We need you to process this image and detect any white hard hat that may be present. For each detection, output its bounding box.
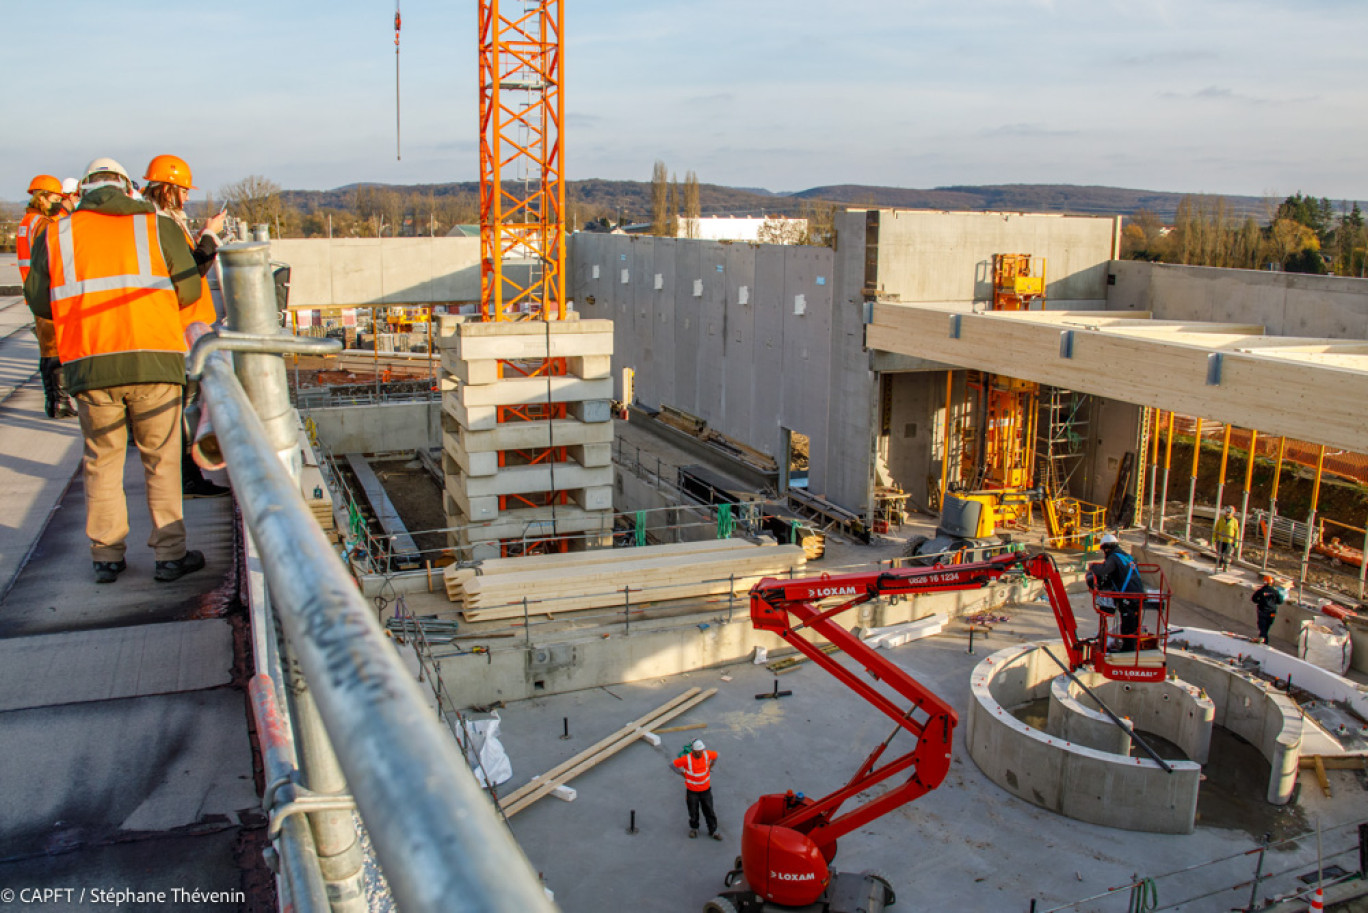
[691,739,706,752]
[82,157,130,182]
[60,177,79,195]
[1100,533,1119,546]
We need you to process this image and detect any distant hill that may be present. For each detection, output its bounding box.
[277,180,1277,224]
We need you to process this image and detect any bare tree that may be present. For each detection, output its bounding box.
[683,170,701,239]
[667,173,680,237]
[221,175,284,228]
[651,160,668,235]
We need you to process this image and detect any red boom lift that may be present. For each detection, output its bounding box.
[705,550,1170,913]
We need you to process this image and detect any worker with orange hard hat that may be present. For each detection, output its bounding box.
[18,174,75,418]
[1251,574,1286,644]
[142,154,231,501]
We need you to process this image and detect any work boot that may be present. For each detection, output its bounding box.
[93,559,127,584]
[39,357,59,418]
[155,549,205,582]
[184,479,231,499]
[710,833,723,841]
[689,829,698,839]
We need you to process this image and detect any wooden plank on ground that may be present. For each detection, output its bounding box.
[500,688,716,817]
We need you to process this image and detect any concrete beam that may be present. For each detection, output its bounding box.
[456,375,615,409]
[442,351,613,385]
[867,302,1368,453]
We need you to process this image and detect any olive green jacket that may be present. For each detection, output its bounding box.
[24,187,200,393]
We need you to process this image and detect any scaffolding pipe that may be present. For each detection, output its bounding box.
[1262,437,1287,572]
[1157,411,1175,536]
[1184,417,1203,541]
[200,355,555,913]
[1213,424,1232,541]
[938,370,954,510]
[219,243,366,911]
[248,676,331,913]
[1299,445,1327,587]
[1238,429,1258,563]
[1147,409,1162,532]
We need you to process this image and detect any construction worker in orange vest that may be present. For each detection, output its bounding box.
[142,154,231,500]
[23,157,207,585]
[18,174,76,418]
[671,739,723,840]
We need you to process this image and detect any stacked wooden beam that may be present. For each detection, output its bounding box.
[499,687,715,818]
[437,316,616,560]
[442,539,805,621]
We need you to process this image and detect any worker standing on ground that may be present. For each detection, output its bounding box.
[1086,533,1146,652]
[23,157,207,585]
[142,154,230,500]
[1213,505,1239,572]
[671,739,722,840]
[17,174,76,419]
[1251,574,1286,644]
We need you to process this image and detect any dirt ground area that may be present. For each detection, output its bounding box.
[368,458,448,558]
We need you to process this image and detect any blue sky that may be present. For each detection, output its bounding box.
[5,0,1366,202]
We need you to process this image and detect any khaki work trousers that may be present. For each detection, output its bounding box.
[76,383,186,563]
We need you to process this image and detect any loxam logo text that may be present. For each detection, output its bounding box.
[770,871,817,882]
[807,585,858,598]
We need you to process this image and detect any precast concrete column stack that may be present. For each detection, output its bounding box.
[438,316,616,559]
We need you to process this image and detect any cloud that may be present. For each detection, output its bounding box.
[1159,85,1274,104]
[1117,49,1220,67]
[684,93,736,106]
[980,123,1080,138]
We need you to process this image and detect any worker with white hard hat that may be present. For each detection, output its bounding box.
[670,738,722,840]
[1086,532,1146,652]
[23,155,208,584]
[57,178,80,215]
[1213,505,1239,572]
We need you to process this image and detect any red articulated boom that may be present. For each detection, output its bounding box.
[706,550,1170,913]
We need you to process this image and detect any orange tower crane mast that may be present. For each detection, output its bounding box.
[478,0,566,322]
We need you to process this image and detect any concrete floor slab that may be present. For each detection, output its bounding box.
[0,457,235,637]
[0,689,258,860]
[0,619,233,712]
[488,586,1366,913]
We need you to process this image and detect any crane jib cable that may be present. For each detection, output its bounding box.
[394,3,402,160]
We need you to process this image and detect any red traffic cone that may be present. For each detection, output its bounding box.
[1309,886,1324,912]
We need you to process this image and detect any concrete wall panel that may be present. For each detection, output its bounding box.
[672,240,699,415]
[872,210,1115,305]
[1108,260,1368,340]
[722,243,757,445]
[271,238,482,306]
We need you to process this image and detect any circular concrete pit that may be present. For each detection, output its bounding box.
[965,640,1303,835]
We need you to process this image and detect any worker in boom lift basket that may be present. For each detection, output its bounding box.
[1086,533,1147,652]
[671,740,722,841]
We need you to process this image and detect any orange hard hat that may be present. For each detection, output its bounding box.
[143,154,195,189]
[28,174,61,195]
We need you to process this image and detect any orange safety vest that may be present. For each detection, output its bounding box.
[46,211,185,366]
[674,750,717,792]
[16,210,51,281]
[170,220,215,330]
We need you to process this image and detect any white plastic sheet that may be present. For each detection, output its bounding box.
[1298,619,1352,675]
[461,712,513,787]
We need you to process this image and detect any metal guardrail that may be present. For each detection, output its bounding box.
[199,242,557,913]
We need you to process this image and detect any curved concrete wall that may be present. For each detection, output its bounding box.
[967,642,1305,834]
[1164,652,1302,805]
[1047,672,1214,764]
[966,641,1202,835]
